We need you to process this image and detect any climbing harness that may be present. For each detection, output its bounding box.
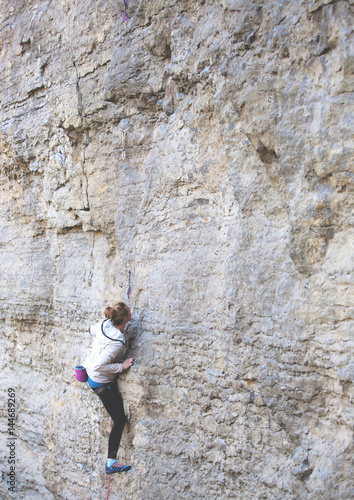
[127,270,131,299]
[121,129,126,159]
[123,0,128,21]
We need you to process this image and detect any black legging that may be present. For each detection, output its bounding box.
[92,381,127,459]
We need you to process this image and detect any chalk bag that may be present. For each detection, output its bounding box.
[75,365,88,382]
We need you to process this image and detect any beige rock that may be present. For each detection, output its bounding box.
[0,0,353,499]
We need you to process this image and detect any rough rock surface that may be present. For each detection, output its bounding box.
[0,0,353,499]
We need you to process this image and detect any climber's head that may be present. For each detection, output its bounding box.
[104,302,131,329]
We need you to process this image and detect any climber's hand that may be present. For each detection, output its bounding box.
[122,358,134,371]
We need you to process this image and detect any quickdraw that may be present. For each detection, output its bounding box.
[123,0,128,21]
[127,270,131,299]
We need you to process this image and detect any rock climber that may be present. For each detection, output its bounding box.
[83,302,134,475]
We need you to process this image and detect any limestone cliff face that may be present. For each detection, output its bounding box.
[0,0,353,498]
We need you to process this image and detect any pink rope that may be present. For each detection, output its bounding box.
[106,419,113,500]
[106,473,111,500]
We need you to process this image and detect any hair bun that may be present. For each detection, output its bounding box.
[103,302,128,326]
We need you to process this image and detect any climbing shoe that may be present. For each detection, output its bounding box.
[106,462,131,474]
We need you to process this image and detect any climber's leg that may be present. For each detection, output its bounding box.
[96,381,127,459]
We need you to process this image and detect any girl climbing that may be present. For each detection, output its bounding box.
[84,302,134,474]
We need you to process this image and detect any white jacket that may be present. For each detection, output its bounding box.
[83,319,127,383]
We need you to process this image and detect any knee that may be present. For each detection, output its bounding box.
[113,413,127,429]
